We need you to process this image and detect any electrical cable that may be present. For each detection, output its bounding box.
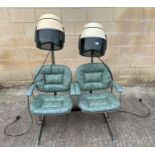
[4,51,50,137]
[116,98,150,118]
[4,103,33,137]
[96,55,151,118]
[96,55,113,80]
[32,51,50,84]
[3,51,151,137]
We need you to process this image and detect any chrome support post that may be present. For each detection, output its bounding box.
[103,113,116,143]
[51,50,55,65]
[37,115,45,146]
[120,92,122,104]
[27,96,30,108]
[91,51,94,63]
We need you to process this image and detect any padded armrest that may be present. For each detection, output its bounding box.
[70,82,81,96]
[111,81,123,93]
[26,84,36,96]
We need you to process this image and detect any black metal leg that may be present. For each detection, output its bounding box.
[37,116,45,146]
[103,113,116,143]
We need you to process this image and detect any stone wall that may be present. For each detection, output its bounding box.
[0,8,155,87]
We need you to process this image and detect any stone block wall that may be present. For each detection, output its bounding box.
[0,8,155,86]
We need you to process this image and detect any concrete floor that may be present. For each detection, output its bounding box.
[0,86,155,147]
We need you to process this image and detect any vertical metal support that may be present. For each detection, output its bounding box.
[103,113,116,142]
[51,49,55,65]
[120,92,122,104]
[37,115,45,146]
[91,56,93,63]
[50,43,55,65]
[110,82,113,93]
[27,96,32,115]
[27,96,30,109]
[91,51,94,63]
[32,93,35,99]
[90,51,94,93]
[51,45,56,96]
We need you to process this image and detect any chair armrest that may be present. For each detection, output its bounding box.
[26,84,36,96]
[111,81,123,93]
[70,82,81,96]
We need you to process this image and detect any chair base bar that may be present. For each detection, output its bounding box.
[103,113,116,143]
[37,116,45,146]
[35,107,80,146]
[35,112,117,146]
[71,107,81,112]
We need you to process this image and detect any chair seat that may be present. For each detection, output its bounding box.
[79,92,120,113]
[30,95,72,115]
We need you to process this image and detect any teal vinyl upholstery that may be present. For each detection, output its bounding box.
[30,94,72,115]
[26,84,36,96]
[111,81,123,93]
[35,65,72,92]
[76,63,123,113]
[70,82,81,96]
[76,63,112,91]
[79,93,120,113]
[27,64,73,115]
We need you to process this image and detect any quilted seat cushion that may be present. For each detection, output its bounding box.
[30,95,72,115]
[84,72,102,83]
[35,65,72,92]
[79,92,120,113]
[76,63,112,91]
[44,74,63,84]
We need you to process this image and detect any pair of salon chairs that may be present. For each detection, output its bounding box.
[26,62,123,145]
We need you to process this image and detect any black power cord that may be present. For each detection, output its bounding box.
[31,51,50,85]
[96,55,114,80]
[4,51,50,137]
[96,56,151,118]
[117,98,150,118]
[4,105,33,137]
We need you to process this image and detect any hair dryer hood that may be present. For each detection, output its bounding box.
[79,23,107,57]
[35,14,65,51]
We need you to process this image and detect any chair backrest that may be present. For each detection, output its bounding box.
[35,64,72,92]
[76,63,112,91]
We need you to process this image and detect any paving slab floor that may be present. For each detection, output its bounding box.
[0,86,155,147]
